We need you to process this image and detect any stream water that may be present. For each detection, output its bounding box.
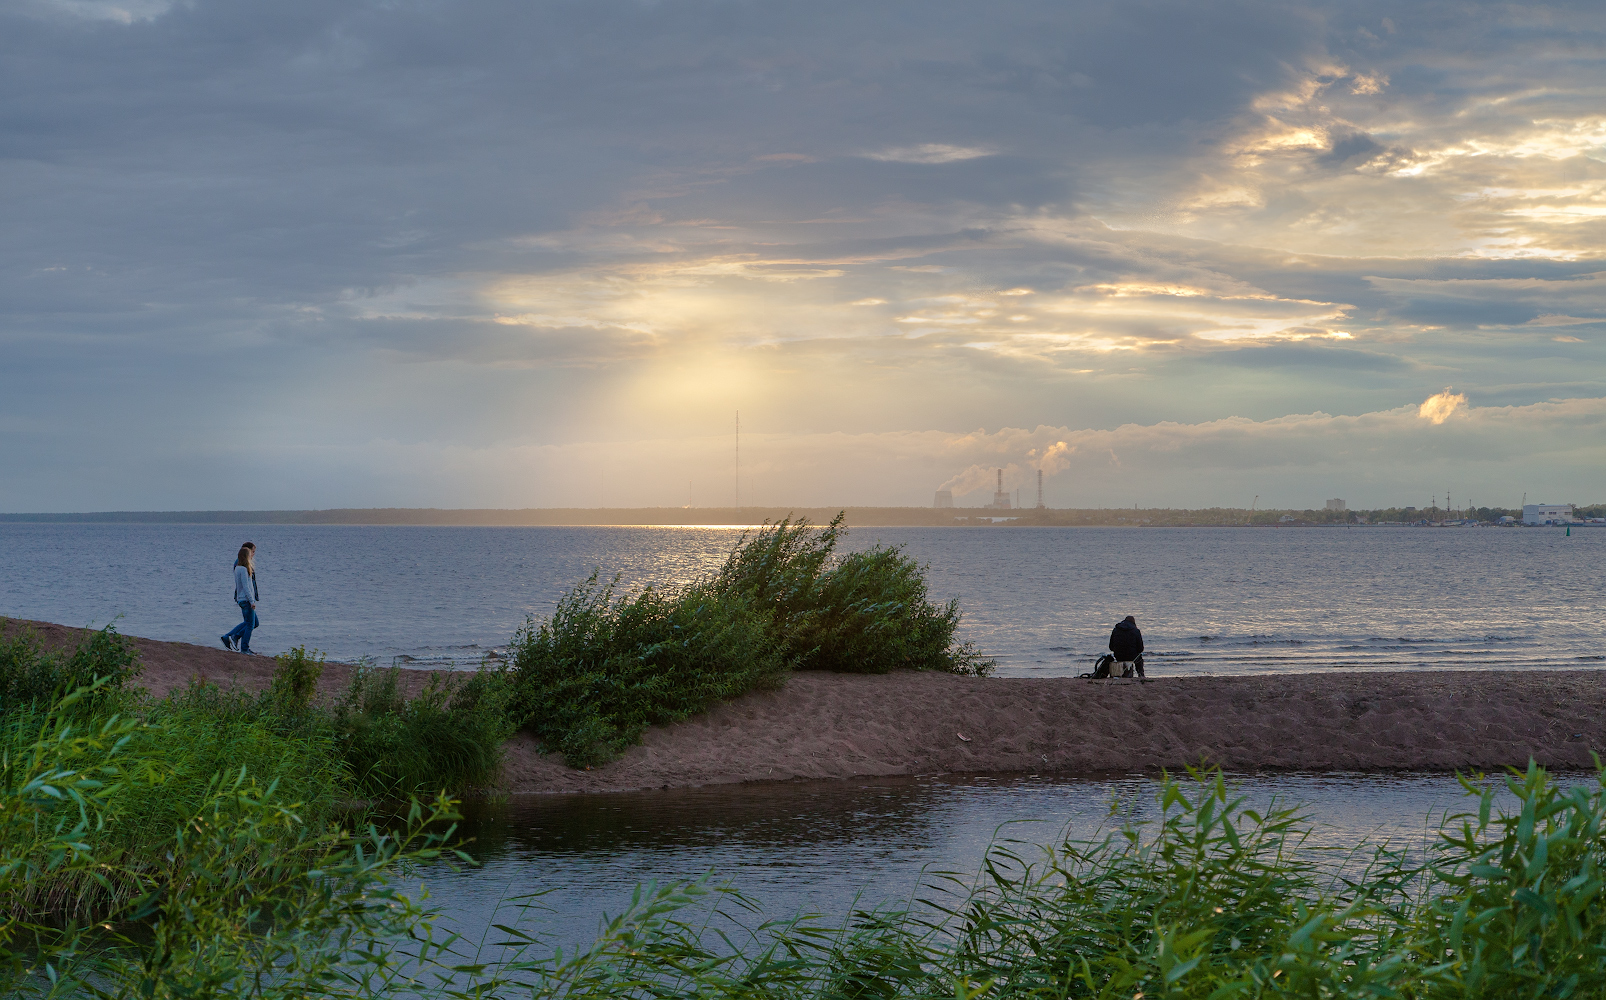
[419,769,1548,949]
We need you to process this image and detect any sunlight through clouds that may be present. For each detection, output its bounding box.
[3,0,1605,509]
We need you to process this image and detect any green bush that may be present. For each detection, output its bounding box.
[791,545,992,674]
[269,644,324,715]
[333,659,516,798]
[0,622,141,714]
[1,689,469,1000]
[511,574,787,767]
[2,677,350,919]
[712,514,994,675]
[711,511,847,628]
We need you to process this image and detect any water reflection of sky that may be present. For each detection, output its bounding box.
[413,770,1559,954]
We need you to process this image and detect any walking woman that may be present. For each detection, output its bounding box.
[221,541,260,654]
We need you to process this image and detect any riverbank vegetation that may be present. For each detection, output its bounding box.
[511,514,994,766]
[0,623,512,919]
[12,748,1606,999]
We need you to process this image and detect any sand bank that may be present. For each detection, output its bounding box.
[8,617,1604,794]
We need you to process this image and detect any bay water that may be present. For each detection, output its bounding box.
[1,522,1600,675]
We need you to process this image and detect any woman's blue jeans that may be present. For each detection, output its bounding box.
[225,601,257,651]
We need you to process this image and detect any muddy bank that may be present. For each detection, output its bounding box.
[8,617,1604,793]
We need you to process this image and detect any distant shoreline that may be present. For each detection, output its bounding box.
[9,617,1604,796]
[1,507,1583,528]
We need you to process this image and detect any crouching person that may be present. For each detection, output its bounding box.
[1108,615,1145,678]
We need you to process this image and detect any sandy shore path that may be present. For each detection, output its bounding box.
[8,617,1604,794]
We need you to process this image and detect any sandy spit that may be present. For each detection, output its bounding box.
[8,617,1605,794]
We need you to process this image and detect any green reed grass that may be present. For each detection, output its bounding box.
[2,689,473,1000]
[1,626,514,925]
[334,658,516,798]
[0,621,141,714]
[512,514,993,766]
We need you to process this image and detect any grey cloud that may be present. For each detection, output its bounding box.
[5,0,1606,508]
[1319,131,1385,167]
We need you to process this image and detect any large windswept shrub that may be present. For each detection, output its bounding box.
[510,575,786,767]
[512,515,991,767]
[712,514,994,675]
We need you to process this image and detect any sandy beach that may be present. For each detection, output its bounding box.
[8,616,1604,794]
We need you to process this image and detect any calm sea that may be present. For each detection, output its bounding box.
[0,523,1600,676]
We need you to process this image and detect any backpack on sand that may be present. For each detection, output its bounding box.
[1081,653,1117,679]
[1081,653,1141,680]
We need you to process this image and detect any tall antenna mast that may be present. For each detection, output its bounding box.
[735,410,740,510]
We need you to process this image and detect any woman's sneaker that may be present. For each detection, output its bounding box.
[221,635,236,651]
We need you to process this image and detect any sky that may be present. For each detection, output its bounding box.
[3,0,1605,511]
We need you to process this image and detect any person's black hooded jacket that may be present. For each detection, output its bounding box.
[1108,616,1144,661]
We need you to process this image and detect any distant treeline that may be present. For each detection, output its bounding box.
[3,503,1602,527]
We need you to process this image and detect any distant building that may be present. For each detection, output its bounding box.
[1280,514,1295,522]
[933,490,953,508]
[1523,503,1574,525]
[988,468,1011,509]
[1325,498,1346,511]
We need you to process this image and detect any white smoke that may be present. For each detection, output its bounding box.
[1036,440,1075,474]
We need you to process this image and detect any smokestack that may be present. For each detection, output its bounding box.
[1036,469,1044,509]
[996,468,1003,492]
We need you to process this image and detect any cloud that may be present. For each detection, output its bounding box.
[864,144,999,164]
[1418,388,1467,425]
[4,0,1606,510]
